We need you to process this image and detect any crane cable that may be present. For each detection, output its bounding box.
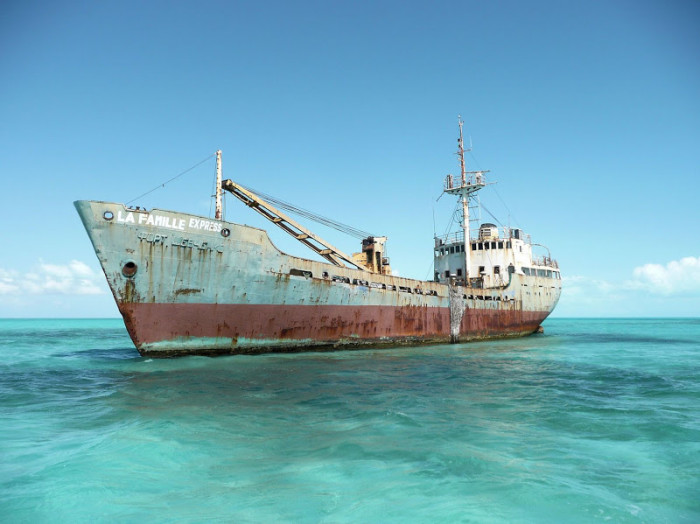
[238,183,375,239]
[125,152,376,240]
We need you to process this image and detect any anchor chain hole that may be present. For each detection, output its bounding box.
[122,261,138,277]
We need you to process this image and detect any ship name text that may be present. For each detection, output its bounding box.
[117,211,222,233]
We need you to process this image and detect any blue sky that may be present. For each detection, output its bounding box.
[1,0,698,318]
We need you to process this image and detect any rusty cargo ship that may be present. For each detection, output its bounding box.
[75,121,561,356]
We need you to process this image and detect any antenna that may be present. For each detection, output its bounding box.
[458,116,467,186]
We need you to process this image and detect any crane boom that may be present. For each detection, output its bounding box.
[221,179,366,271]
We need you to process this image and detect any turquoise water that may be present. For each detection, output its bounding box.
[1,319,698,523]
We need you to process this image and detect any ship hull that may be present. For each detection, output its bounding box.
[75,200,561,357]
[120,303,549,356]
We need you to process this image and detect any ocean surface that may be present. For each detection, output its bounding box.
[1,318,698,523]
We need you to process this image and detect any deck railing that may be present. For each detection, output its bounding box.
[533,255,559,269]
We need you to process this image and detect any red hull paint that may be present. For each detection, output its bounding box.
[120,302,549,356]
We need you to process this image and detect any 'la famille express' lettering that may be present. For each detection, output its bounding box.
[117,211,222,233]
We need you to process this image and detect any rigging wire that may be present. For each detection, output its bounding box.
[465,146,516,227]
[126,153,216,205]
[435,199,460,241]
[467,150,482,171]
[466,146,520,229]
[239,183,375,239]
[424,257,436,281]
[480,202,505,228]
[492,185,519,227]
[123,151,372,240]
[208,169,215,219]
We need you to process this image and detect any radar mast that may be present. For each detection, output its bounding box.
[443,117,489,284]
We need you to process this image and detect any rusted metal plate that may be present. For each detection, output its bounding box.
[118,302,549,356]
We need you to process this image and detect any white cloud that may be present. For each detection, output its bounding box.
[0,268,21,294]
[0,260,106,296]
[563,256,700,298]
[556,255,700,316]
[563,275,614,295]
[626,256,700,295]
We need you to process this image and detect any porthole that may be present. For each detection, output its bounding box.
[122,261,138,278]
[221,228,231,237]
[103,211,114,221]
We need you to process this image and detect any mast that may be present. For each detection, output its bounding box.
[443,117,488,285]
[215,150,223,220]
[458,119,467,186]
[458,119,470,282]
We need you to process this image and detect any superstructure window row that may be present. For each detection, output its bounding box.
[435,240,513,257]
[472,241,511,251]
[521,267,561,279]
[435,244,466,256]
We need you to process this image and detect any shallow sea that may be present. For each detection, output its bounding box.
[1,318,698,523]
